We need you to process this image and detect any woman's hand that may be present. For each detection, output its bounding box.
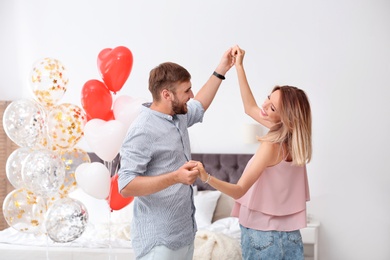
[232,45,245,67]
[189,161,209,182]
[214,47,235,76]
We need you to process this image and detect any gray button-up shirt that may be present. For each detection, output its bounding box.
[118,100,204,258]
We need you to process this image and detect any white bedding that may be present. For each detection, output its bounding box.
[194,230,241,260]
[0,189,242,260]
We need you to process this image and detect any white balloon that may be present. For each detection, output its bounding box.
[75,162,110,200]
[113,95,145,130]
[83,119,127,162]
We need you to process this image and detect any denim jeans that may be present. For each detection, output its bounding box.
[240,225,304,260]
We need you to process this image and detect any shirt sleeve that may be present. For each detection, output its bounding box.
[186,99,205,127]
[117,126,152,192]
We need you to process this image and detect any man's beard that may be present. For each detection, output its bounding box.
[172,99,188,115]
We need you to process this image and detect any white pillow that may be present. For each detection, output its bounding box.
[194,190,221,229]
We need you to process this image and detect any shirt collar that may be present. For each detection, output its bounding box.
[142,102,174,121]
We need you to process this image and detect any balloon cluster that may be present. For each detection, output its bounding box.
[2,47,139,243]
[2,57,89,243]
[79,46,141,211]
[81,46,144,162]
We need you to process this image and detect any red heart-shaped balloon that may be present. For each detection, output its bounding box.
[108,174,134,211]
[81,79,113,121]
[97,46,133,94]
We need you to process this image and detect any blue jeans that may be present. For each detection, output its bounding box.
[240,225,304,260]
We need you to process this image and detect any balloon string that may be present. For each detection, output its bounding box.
[109,207,113,254]
[45,232,50,260]
[44,198,50,260]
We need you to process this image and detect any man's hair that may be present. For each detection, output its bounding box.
[148,62,191,101]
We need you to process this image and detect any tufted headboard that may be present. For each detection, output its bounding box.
[192,153,253,191]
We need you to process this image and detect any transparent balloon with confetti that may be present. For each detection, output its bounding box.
[46,103,87,151]
[29,57,69,108]
[2,188,47,234]
[21,148,65,198]
[2,99,46,148]
[5,147,33,189]
[45,197,88,243]
[57,147,91,198]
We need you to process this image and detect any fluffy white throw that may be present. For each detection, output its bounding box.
[194,230,242,260]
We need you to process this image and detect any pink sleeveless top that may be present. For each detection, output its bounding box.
[231,157,310,231]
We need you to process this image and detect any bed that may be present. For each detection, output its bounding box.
[0,153,252,260]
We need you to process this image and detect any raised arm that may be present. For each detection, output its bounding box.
[233,45,273,129]
[194,47,234,111]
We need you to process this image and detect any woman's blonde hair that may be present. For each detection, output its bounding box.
[260,85,312,166]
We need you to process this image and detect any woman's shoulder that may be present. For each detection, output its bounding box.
[257,141,285,166]
[258,140,281,152]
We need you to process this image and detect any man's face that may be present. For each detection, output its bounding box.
[170,81,194,115]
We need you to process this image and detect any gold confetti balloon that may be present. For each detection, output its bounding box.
[2,188,47,234]
[46,103,87,150]
[58,147,91,198]
[30,57,69,108]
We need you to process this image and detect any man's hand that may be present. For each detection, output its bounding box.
[189,160,209,183]
[174,161,200,185]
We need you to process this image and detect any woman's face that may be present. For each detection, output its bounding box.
[260,89,282,125]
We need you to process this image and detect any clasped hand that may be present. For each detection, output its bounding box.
[176,161,208,185]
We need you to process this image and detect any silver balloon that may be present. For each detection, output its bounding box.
[45,197,88,243]
[2,99,45,147]
[22,148,65,198]
[6,147,32,189]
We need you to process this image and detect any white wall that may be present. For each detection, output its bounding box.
[1,0,390,259]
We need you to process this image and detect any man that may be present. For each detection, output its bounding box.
[118,47,234,260]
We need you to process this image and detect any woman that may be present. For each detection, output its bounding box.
[196,45,312,260]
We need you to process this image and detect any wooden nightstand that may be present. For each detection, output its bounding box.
[301,221,320,260]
